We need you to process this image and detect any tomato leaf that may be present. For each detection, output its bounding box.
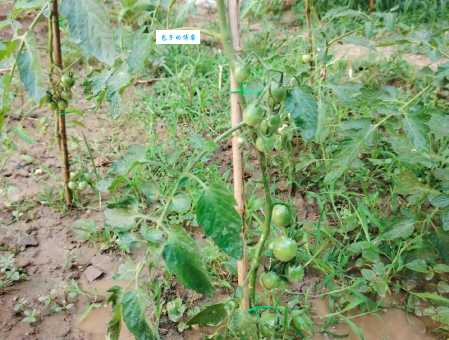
[380,218,415,241]
[403,113,428,151]
[428,113,449,141]
[16,34,45,102]
[104,204,139,232]
[187,303,227,326]
[107,304,122,340]
[122,291,156,340]
[405,259,428,273]
[196,184,243,259]
[285,87,318,141]
[162,228,214,296]
[60,0,117,65]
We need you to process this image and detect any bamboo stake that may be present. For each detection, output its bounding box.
[51,0,72,207]
[217,0,250,310]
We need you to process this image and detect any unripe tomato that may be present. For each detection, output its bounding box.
[61,74,75,88]
[170,193,191,214]
[272,236,297,262]
[259,311,278,337]
[301,54,312,63]
[291,310,314,336]
[78,181,88,191]
[234,62,249,83]
[243,103,264,127]
[255,136,274,153]
[287,265,304,283]
[68,181,77,190]
[229,311,258,340]
[260,271,280,290]
[50,101,58,111]
[272,204,291,227]
[270,83,287,104]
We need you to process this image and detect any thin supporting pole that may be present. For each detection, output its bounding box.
[51,0,72,207]
[228,0,249,310]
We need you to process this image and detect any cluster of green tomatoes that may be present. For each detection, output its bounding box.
[67,170,94,192]
[235,60,293,155]
[45,72,75,112]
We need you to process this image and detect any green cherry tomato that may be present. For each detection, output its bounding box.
[170,193,191,214]
[272,204,291,227]
[272,236,297,262]
[61,74,75,88]
[68,181,77,190]
[287,265,304,283]
[270,83,287,104]
[50,101,58,111]
[259,311,278,337]
[243,103,264,127]
[229,311,258,340]
[301,54,312,63]
[291,310,314,336]
[234,62,249,83]
[260,271,280,290]
[78,181,88,191]
[255,135,274,153]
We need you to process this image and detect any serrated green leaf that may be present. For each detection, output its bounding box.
[403,113,428,151]
[162,228,214,295]
[128,33,151,74]
[104,205,139,231]
[361,269,376,281]
[196,184,243,259]
[428,114,449,140]
[122,291,156,340]
[380,218,415,241]
[405,259,428,273]
[285,87,318,141]
[429,194,449,208]
[434,263,449,273]
[112,144,146,175]
[60,0,117,65]
[16,34,45,102]
[140,226,164,244]
[187,303,227,326]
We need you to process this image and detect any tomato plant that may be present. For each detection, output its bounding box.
[2,0,449,339]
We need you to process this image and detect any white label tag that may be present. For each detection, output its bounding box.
[156,30,201,45]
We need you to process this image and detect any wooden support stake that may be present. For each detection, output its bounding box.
[52,0,72,207]
[228,0,249,310]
